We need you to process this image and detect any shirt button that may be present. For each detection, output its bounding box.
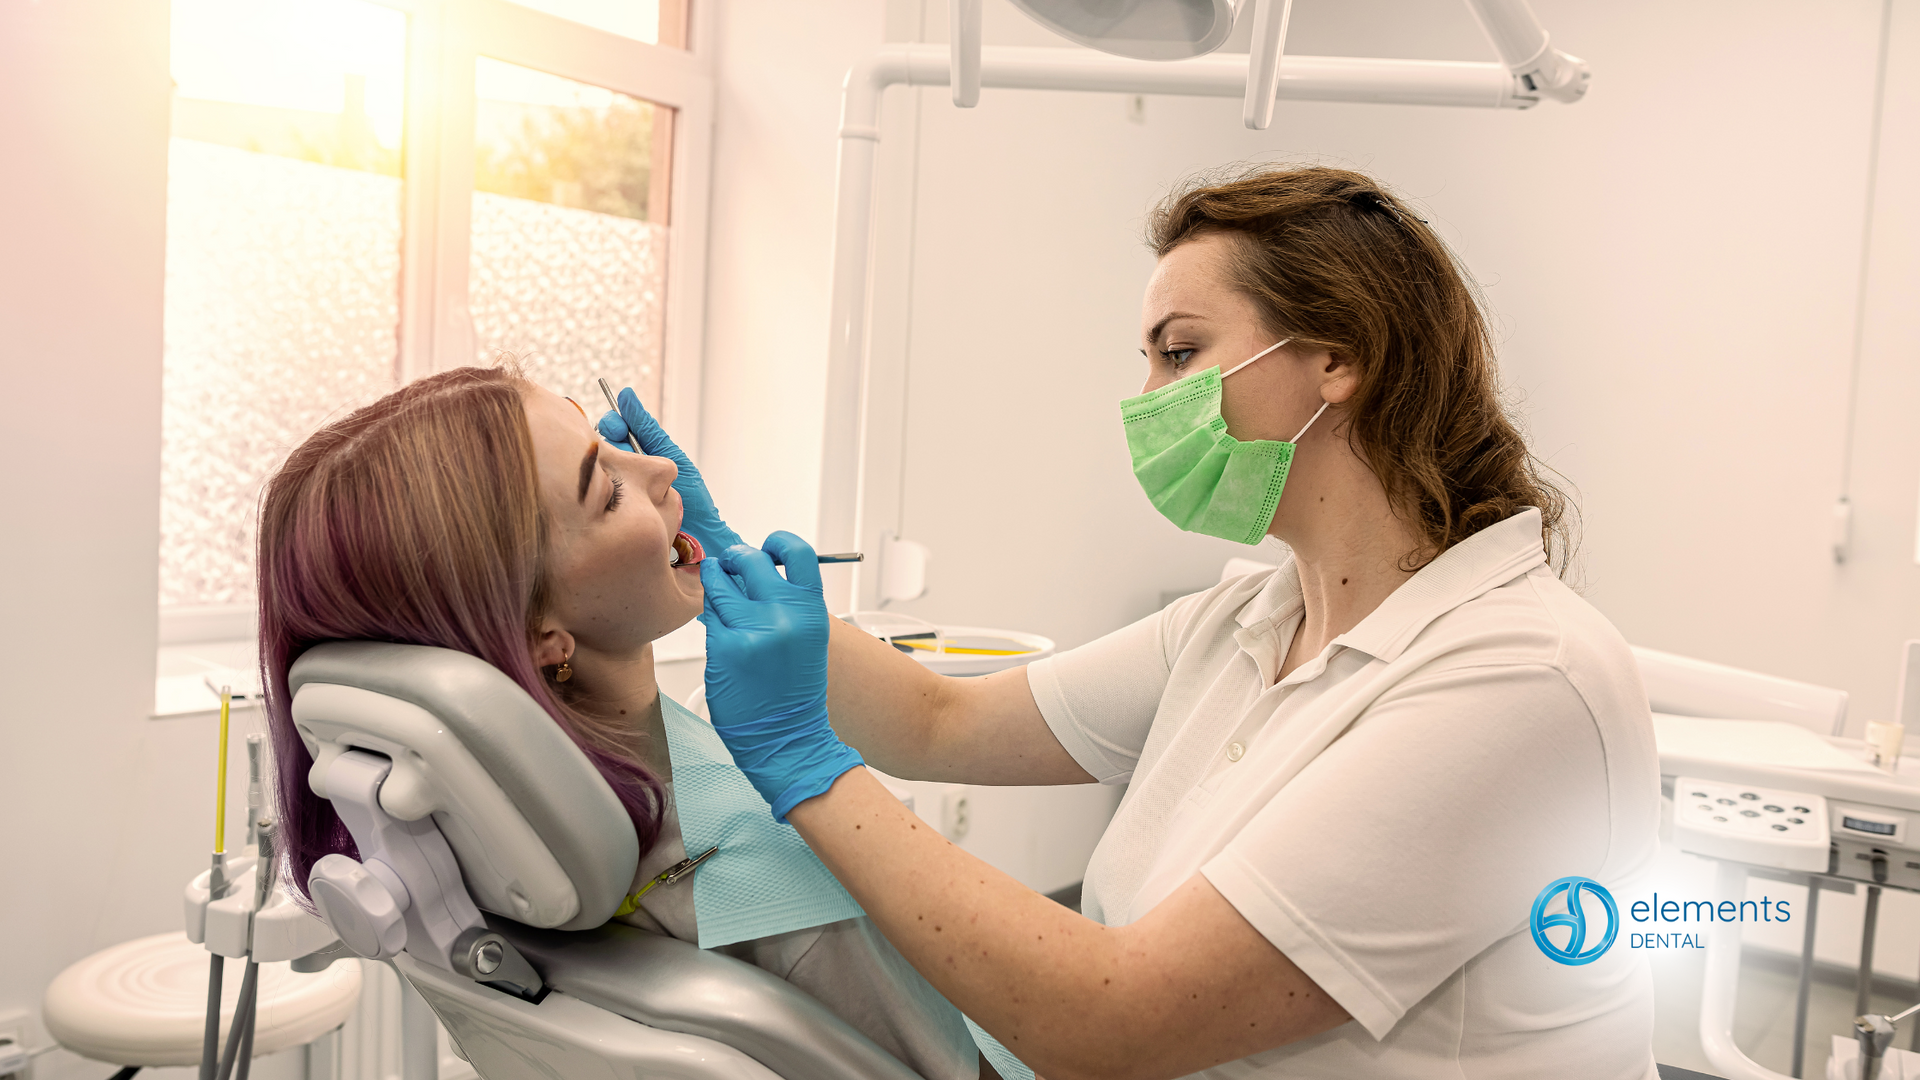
[1226,742,1246,762]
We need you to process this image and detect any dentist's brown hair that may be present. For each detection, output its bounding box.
[1149,164,1574,573]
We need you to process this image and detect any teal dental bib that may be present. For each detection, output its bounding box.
[662,695,1034,1078]
[660,694,865,949]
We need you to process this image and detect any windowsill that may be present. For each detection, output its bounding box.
[151,620,704,719]
[153,638,260,720]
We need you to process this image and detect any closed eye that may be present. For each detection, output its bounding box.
[605,474,626,512]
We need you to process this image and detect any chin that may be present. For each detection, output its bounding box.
[674,575,704,612]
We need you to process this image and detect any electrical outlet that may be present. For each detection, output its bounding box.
[0,1009,44,1080]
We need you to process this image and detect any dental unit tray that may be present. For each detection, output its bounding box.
[1658,714,1920,885]
[1637,645,1920,1080]
[842,613,1056,677]
[1670,774,1830,873]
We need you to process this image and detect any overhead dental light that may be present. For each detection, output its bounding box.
[946,0,1584,128]
[998,0,1293,127]
[1006,0,1241,61]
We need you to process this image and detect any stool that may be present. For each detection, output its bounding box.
[42,932,361,1075]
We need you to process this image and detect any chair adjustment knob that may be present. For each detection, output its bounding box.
[309,854,408,960]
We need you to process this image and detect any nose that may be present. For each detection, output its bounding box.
[637,453,678,503]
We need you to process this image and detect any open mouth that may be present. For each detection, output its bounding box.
[668,531,704,569]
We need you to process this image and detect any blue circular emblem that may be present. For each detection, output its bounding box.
[1529,876,1618,966]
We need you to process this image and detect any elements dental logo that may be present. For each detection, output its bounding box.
[1530,876,1619,966]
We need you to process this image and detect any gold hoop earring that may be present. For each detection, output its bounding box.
[555,655,574,683]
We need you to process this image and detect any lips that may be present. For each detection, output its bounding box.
[669,531,704,569]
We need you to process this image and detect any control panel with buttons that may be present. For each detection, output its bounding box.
[1674,776,1830,872]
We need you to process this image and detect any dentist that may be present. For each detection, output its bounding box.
[605,165,1661,1080]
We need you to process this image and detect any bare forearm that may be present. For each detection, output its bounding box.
[788,769,1346,1080]
[824,619,1091,785]
[823,617,955,776]
[789,768,1135,1078]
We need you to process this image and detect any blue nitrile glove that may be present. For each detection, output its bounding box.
[598,387,744,554]
[698,532,864,822]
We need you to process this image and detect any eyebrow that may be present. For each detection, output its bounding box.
[1146,311,1205,348]
[577,441,599,504]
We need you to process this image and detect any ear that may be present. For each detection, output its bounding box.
[1319,351,1361,405]
[530,623,575,671]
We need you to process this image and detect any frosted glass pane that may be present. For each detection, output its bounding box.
[470,193,668,414]
[160,139,401,609]
[162,0,405,613]
[471,58,669,412]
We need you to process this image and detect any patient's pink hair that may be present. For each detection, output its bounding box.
[257,366,663,901]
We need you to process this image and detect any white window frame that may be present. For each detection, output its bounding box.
[401,0,714,440]
[156,0,714,662]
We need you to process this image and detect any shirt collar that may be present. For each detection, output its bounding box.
[1230,559,1304,686]
[1229,508,1549,671]
[1335,508,1547,662]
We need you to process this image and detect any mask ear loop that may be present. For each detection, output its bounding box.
[1220,337,1292,380]
[1290,401,1331,443]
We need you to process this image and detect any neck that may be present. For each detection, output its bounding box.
[1271,455,1426,682]
[563,641,672,780]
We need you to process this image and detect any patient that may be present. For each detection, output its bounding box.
[258,365,981,1080]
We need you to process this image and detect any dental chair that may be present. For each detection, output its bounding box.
[288,641,926,1080]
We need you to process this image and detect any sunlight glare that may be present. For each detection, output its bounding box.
[503,0,662,45]
[170,0,407,150]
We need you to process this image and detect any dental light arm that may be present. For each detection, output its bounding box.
[1462,0,1589,103]
[1243,0,1295,129]
[952,0,983,107]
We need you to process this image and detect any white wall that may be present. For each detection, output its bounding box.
[705,0,1920,720]
[0,0,191,1063]
[697,0,888,549]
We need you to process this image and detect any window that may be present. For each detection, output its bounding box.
[161,0,409,615]
[157,0,711,698]
[470,57,672,411]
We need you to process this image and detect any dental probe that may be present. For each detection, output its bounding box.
[596,378,641,453]
[816,553,862,564]
[615,845,719,916]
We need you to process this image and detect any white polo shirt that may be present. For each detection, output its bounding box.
[1026,509,1661,1079]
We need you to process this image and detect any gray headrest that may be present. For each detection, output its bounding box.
[290,641,640,931]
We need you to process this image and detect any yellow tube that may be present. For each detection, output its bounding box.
[893,640,1033,657]
[215,686,232,854]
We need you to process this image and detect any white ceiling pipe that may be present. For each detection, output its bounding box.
[865,44,1528,106]
[816,42,1551,610]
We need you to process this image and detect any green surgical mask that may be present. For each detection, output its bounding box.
[1121,338,1329,545]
